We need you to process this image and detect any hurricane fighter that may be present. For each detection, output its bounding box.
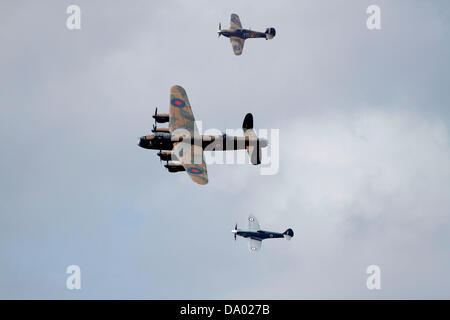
[217,13,276,55]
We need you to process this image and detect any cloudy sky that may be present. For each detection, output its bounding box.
[0,0,449,299]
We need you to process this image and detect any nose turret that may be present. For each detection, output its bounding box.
[138,135,152,149]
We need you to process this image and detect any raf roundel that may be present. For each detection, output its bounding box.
[188,167,203,175]
[249,217,254,222]
[171,98,185,108]
[233,45,241,51]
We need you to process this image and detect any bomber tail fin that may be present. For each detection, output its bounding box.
[265,27,276,40]
[242,113,262,165]
[283,228,294,240]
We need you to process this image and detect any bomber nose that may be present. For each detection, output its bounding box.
[138,136,147,147]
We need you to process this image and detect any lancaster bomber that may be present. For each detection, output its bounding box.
[217,13,276,55]
[232,215,294,252]
[138,85,268,185]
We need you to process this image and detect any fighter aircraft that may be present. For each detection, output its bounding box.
[232,215,294,252]
[217,13,276,55]
[138,85,268,185]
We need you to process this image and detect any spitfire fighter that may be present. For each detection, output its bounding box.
[232,215,294,252]
[138,85,268,185]
[217,13,276,55]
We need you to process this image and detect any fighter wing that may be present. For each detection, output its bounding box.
[169,85,198,136]
[172,142,208,185]
[248,215,260,231]
[230,13,242,30]
[248,238,262,252]
[230,37,245,56]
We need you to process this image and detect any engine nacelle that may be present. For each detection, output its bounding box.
[153,113,169,123]
[164,163,185,173]
[152,127,170,133]
[157,151,173,161]
[265,27,276,39]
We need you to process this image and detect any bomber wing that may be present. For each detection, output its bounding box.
[168,85,208,185]
[230,37,245,56]
[169,85,198,136]
[172,142,208,185]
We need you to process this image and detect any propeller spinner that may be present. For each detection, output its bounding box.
[232,223,237,241]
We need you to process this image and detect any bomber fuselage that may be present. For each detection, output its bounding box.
[138,132,267,151]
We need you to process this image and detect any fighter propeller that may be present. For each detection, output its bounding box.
[232,223,237,241]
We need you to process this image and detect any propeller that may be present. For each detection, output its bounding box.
[152,123,157,133]
[233,223,237,241]
[152,107,158,127]
[217,22,221,37]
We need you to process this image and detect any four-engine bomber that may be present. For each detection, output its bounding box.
[138,85,268,185]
